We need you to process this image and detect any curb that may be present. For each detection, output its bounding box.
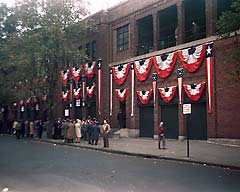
[32,138,240,171]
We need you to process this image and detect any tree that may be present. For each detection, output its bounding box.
[0,0,96,118]
[217,0,240,80]
[217,0,240,37]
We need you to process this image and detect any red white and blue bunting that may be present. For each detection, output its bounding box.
[71,67,81,82]
[60,69,70,85]
[178,44,206,72]
[83,61,97,79]
[62,91,70,102]
[112,63,130,85]
[153,52,177,78]
[130,63,135,116]
[183,82,205,101]
[177,68,184,104]
[115,88,128,102]
[152,73,157,106]
[109,68,113,116]
[86,84,96,98]
[82,76,86,106]
[206,42,213,113]
[97,60,102,114]
[158,86,177,103]
[137,89,153,105]
[134,58,152,81]
[73,88,81,99]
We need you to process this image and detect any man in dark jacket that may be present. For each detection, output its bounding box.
[87,120,93,144]
[91,120,100,145]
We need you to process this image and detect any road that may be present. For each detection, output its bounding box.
[0,135,239,192]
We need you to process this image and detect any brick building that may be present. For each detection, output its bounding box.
[60,0,240,139]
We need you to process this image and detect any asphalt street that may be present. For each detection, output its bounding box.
[0,135,240,192]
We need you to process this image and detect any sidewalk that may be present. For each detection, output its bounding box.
[34,136,240,170]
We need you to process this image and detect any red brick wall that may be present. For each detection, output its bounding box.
[214,36,240,138]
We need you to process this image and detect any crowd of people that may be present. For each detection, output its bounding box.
[11,117,111,148]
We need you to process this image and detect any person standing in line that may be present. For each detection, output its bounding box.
[81,119,87,141]
[25,120,29,138]
[61,120,68,142]
[29,121,34,138]
[87,120,93,144]
[91,119,100,145]
[20,120,25,138]
[75,119,82,143]
[13,120,21,139]
[102,119,110,148]
[38,120,44,139]
[67,120,75,143]
[158,121,166,149]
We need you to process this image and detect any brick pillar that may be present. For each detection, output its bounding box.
[177,0,185,45]
[130,16,138,57]
[153,12,160,51]
[206,0,217,37]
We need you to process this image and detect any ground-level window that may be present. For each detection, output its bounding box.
[117,24,129,51]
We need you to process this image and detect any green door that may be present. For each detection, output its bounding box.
[139,106,154,138]
[161,105,179,139]
[187,103,207,140]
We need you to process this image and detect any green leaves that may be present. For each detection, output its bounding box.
[217,0,240,37]
[0,0,94,106]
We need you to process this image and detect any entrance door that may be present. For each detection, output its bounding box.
[187,103,207,140]
[119,101,126,128]
[161,105,179,139]
[139,106,154,138]
[87,102,96,118]
[75,107,82,119]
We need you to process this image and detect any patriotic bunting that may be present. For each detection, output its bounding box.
[71,67,81,82]
[82,76,86,106]
[97,59,102,114]
[158,86,177,103]
[184,82,205,101]
[134,58,152,81]
[73,88,81,99]
[178,44,206,72]
[112,63,130,85]
[86,84,96,98]
[152,73,157,106]
[130,63,135,116]
[109,68,113,116]
[60,69,70,85]
[153,52,177,78]
[177,68,184,104]
[62,91,70,102]
[83,61,96,79]
[115,88,128,102]
[206,42,213,113]
[137,89,153,105]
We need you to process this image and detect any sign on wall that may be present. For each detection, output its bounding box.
[183,104,191,115]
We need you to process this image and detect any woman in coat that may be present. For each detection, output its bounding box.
[75,119,82,143]
[67,120,75,143]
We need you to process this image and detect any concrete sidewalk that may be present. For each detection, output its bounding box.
[33,136,240,170]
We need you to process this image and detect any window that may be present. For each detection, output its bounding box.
[117,25,129,51]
